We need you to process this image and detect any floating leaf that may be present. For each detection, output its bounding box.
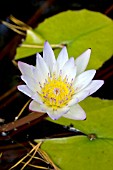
[15,29,44,59]
[35,97,113,170]
[15,9,113,69]
[35,136,113,170]
[24,29,44,45]
[47,97,113,139]
[36,9,113,70]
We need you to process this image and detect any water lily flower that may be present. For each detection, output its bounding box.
[17,41,104,120]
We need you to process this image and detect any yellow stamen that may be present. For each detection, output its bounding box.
[40,76,75,110]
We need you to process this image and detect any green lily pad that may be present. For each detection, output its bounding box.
[15,29,44,59]
[36,97,113,170]
[15,9,113,71]
[47,97,113,139]
[35,136,113,170]
[25,29,44,45]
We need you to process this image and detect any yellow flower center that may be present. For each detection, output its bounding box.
[41,76,75,110]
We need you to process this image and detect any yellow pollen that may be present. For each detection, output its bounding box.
[40,76,75,110]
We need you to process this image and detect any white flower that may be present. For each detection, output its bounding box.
[17,41,104,120]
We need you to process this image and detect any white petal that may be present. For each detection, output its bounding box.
[33,68,46,88]
[52,61,59,77]
[73,70,96,93]
[18,61,35,77]
[40,104,69,120]
[36,53,50,78]
[43,41,56,73]
[63,104,86,120]
[47,107,69,120]
[29,100,45,112]
[68,90,90,106]
[31,93,43,104]
[83,80,104,95]
[52,47,69,77]
[62,57,75,79]
[67,65,77,82]
[21,75,40,92]
[75,49,91,75]
[17,85,34,97]
[57,46,68,71]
